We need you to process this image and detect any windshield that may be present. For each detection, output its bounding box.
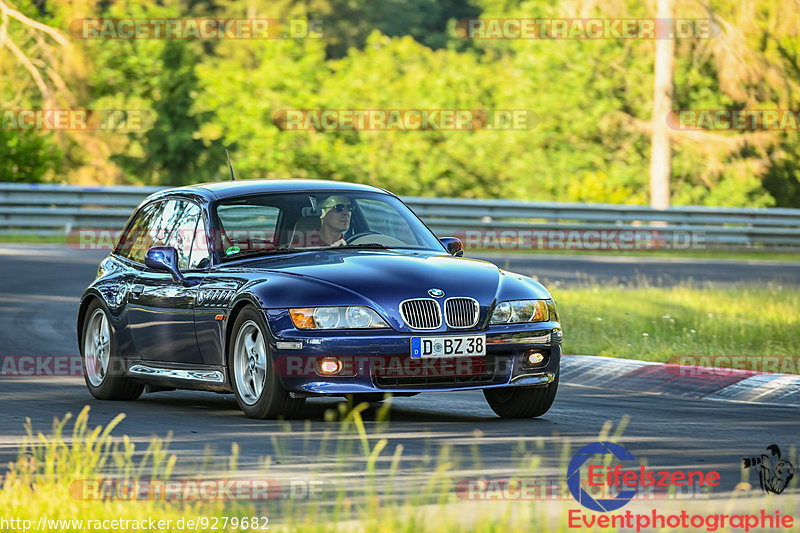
[214,191,444,260]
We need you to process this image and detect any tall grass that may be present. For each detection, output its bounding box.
[0,405,558,532]
[2,406,795,531]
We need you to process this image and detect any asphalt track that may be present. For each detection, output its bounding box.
[0,245,798,512]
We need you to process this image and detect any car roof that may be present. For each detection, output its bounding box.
[147,179,389,203]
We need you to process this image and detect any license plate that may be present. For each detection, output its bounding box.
[410,335,486,358]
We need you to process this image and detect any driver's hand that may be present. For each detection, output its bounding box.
[331,238,347,247]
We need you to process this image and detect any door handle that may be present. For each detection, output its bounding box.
[130,284,145,298]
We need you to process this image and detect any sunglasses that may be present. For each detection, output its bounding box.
[331,203,354,213]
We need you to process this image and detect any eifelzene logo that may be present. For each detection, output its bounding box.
[743,445,795,495]
[568,441,638,512]
[567,441,721,512]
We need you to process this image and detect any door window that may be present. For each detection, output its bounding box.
[187,209,211,270]
[115,199,209,269]
[115,201,165,263]
[158,200,202,270]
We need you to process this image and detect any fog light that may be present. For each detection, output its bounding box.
[318,358,342,375]
[528,351,545,365]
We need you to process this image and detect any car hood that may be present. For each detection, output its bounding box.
[230,250,551,322]
[274,250,501,302]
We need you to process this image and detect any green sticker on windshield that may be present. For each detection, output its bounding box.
[225,245,241,256]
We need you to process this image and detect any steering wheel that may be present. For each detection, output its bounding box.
[346,231,382,244]
[347,231,409,247]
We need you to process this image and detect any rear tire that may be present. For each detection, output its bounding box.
[483,374,558,418]
[80,300,144,401]
[228,306,305,419]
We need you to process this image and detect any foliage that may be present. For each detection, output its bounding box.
[0,128,61,181]
[0,0,799,207]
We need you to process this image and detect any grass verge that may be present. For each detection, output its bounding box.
[0,234,67,244]
[469,248,800,262]
[554,282,800,365]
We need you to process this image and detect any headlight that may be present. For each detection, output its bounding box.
[345,306,375,328]
[546,299,559,322]
[290,306,389,329]
[490,299,550,324]
[492,302,511,323]
[313,307,341,329]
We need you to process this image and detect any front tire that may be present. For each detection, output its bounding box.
[228,306,305,419]
[80,300,144,401]
[483,374,559,418]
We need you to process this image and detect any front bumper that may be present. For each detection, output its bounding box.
[264,309,562,394]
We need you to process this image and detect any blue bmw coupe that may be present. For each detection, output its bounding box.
[78,180,562,419]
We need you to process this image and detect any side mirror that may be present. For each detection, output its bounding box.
[439,237,464,257]
[145,246,188,284]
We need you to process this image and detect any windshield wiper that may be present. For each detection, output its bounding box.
[223,245,301,261]
[332,243,388,249]
[273,244,295,253]
[252,243,388,254]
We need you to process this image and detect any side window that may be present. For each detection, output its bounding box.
[188,211,211,270]
[116,201,165,263]
[159,200,202,271]
[115,200,208,269]
[357,199,418,245]
[217,204,281,254]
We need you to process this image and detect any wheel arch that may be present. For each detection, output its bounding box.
[77,292,104,344]
[224,295,271,365]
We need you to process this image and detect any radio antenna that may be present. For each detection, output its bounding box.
[226,149,236,181]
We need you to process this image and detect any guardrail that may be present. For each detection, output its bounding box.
[1,182,800,250]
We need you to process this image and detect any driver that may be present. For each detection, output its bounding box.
[301,195,352,247]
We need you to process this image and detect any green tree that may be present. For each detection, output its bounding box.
[117,41,225,185]
[3,0,800,207]
[0,128,62,182]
